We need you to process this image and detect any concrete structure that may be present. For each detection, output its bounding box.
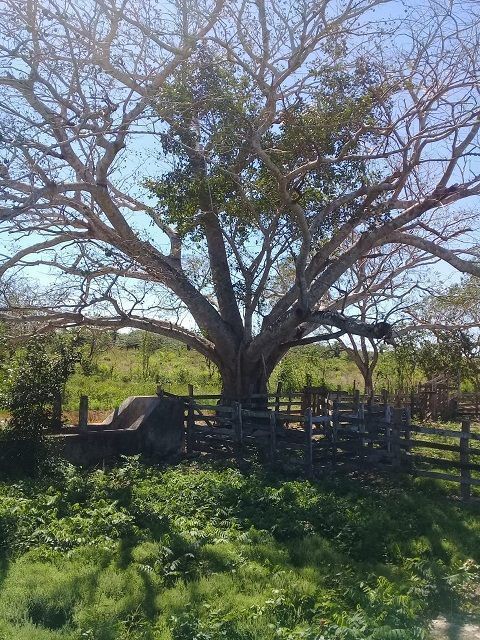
[53,395,184,466]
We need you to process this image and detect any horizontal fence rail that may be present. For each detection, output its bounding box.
[178,389,479,500]
[162,382,480,422]
[60,384,480,499]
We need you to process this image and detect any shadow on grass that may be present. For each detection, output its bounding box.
[0,459,479,639]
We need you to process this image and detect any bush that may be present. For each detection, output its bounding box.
[0,335,79,475]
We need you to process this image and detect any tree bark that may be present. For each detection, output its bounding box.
[218,350,278,401]
[363,369,374,399]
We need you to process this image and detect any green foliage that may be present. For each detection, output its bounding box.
[393,337,420,392]
[415,331,480,388]
[63,337,221,411]
[0,459,479,639]
[76,328,116,377]
[0,335,79,474]
[430,276,480,325]
[145,47,391,248]
[272,346,358,393]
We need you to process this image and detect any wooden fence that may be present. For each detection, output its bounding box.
[377,385,480,422]
[182,391,480,500]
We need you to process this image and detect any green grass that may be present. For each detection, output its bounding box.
[63,345,365,411]
[0,458,479,639]
[407,420,480,499]
[64,345,221,411]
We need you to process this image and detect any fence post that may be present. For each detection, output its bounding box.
[353,389,360,414]
[79,395,88,432]
[233,402,243,445]
[460,419,471,501]
[392,406,402,469]
[186,385,195,454]
[332,398,339,467]
[384,404,392,456]
[304,407,313,477]
[52,391,62,432]
[269,411,277,463]
[275,381,283,413]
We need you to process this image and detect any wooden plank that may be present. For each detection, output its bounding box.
[192,406,215,429]
[192,404,234,413]
[79,395,88,432]
[241,422,270,432]
[400,439,462,452]
[412,454,480,472]
[188,394,223,400]
[250,392,303,399]
[242,409,271,419]
[311,427,331,436]
[274,412,305,421]
[414,470,480,486]
[199,416,234,425]
[191,426,233,437]
[304,408,313,476]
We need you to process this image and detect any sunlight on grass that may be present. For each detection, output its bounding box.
[0,459,479,639]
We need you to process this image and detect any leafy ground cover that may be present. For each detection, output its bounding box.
[0,458,479,640]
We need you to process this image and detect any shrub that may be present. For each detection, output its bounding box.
[0,335,79,475]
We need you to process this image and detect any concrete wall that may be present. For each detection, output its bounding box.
[53,396,184,466]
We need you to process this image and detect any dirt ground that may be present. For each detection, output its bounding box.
[431,617,480,640]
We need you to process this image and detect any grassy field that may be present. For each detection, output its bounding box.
[0,458,479,640]
[63,343,369,413]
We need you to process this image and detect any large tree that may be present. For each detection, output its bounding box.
[1,0,480,398]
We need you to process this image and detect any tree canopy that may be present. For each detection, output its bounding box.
[1,0,480,396]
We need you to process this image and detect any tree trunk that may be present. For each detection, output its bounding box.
[219,361,269,401]
[218,352,287,435]
[218,348,283,402]
[364,369,374,399]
